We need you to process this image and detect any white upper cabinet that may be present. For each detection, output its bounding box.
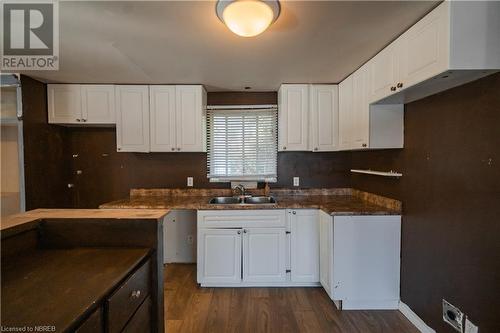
[339,66,371,151]
[351,66,370,149]
[175,85,206,152]
[278,84,309,151]
[339,66,403,151]
[48,84,82,124]
[397,2,449,91]
[310,85,339,152]
[338,76,353,151]
[368,1,499,104]
[81,85,115,124]
[149,85,176,152]
[368,42,400,103]
[48,84,115,124]
[115,85,150,152]
[117,84,206,153]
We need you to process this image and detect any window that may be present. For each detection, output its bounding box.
[207,106,277,182]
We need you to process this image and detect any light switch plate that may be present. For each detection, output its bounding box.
[465,317,478,333]
[293,177,300,187]
[187,177,193,187]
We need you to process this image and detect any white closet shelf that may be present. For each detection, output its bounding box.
[350,169,403,177]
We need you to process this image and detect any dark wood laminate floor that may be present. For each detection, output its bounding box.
[164,264,418,333]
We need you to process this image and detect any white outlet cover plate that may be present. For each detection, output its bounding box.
[187,177,193,187]
[293,177,299,186]
[465,317,478,333]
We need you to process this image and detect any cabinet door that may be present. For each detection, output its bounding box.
[398,2,449,90]
[289,210,319,283]
[150,85,176,152]
[243,228,286,283]
[310,85,338,152]
[175,85,206,152]
[351,66,370,149]
[198,229,242,284]
[338,76,353,150]
[278,84,309,151]
[368,42,399,103]
[333,216,401,308]
[81,85,115,124]
[115,86,150,152]
[47,84,82,124]
[319,211,333,299]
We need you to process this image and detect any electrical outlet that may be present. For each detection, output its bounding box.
[187,235,194,245]
[187,177,193,187]
[443,299,464,332]
[293,177,300,187]
[465,317,478,333]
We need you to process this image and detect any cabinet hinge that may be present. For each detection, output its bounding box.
[286,269,291,273]
[286,231,291,234]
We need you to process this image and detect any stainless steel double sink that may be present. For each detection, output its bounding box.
[209,196,277,205]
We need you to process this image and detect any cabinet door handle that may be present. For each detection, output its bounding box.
[292,211,296,215]
[171,148,175,151]
[243,229,247,233]
[131,290,141,298]
[390,86,397,92]
[314,147,318,151]
[76,118,81,122]
[237,230,241,235]
[177,148,181,151]
[362,143,367,147]
[82,119,87,122]
[397,82,403,88]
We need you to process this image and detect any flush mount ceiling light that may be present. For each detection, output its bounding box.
[216,0,280,37]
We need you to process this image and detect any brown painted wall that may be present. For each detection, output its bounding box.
[21,75,73,209]
[352,72,500,332]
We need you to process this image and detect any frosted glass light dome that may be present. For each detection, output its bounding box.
[216,0,280,37]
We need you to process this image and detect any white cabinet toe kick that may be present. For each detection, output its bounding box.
[196,209,401,310]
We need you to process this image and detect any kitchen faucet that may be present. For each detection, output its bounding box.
[233,184,246,197]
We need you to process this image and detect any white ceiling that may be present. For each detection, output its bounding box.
[25,1,439,91]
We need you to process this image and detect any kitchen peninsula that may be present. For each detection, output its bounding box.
[1,209,168,333]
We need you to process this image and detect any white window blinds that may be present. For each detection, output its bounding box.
[207,106,278,182]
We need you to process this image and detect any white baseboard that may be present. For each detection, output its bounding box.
[341,299,399,310]
[399,301,436,333]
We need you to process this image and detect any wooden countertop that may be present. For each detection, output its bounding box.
[1,208,170,233]
[1,247,149,332]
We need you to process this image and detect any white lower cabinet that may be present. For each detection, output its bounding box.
[198,228,242,284]
[198,209,400,305]
[319,211,401,310]
[197,210,319,287]
[289,209,319,283]
[319,210,334,298]
[243,228,286,283]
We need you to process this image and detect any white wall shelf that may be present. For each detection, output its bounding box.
[350,169,403,177]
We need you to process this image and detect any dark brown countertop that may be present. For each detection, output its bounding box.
[1,247,149,332]
[100,188,401,216]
